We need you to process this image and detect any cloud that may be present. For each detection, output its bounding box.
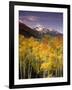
[19,16,39,22]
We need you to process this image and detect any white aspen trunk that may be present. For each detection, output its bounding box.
[23,60,25,78]
[20,59,23,79]
[48,71,49,77]
[28,60,31,78]
[55,69,58,77]
[43,71,46,78]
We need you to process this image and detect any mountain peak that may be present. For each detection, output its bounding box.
[19,21,63,39]
[34,26,62,35]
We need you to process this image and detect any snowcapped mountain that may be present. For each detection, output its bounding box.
[19,21,63,39]
[34,26,62,36]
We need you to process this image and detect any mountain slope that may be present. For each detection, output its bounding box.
[19,22,63,38]
[19,22,42,38]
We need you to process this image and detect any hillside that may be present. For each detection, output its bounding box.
[19,22,63,39]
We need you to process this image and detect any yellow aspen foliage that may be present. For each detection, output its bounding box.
[19,34,63,78]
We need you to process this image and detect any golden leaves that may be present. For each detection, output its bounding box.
[19,34,63,77]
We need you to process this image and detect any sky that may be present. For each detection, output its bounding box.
[19,11,63,33]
